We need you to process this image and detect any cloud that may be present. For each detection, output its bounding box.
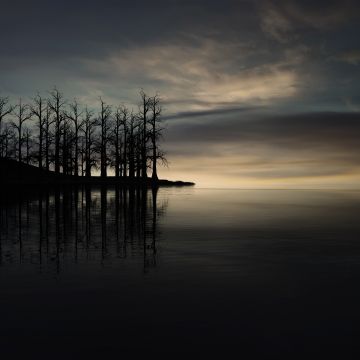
[260,4,293,43]
[167,110,360,148]
[164,106,260,121]
[283,0,357,30]
[259,0,358,43]
[0,0,356,115]
[81,38,300,112]
[331,50,360,65]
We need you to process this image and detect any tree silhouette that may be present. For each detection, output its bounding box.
[66,99,84,176]
[1,88,169,182]
[48,88,66,174]
[127,112,137,179]
[0,96,15,155]
[113,106,123,178]
[30,94,46,169]
[44,104,54,171]
[139,90,151,180]
[82,107,96,177]
[120,106,129,179]
[149,94,165,181]
[0,96,14,132]
[23,127,33,164]
[61,115,72,175]
[11,99,32,163]
[0,123,14,158]
[97,98,112,178]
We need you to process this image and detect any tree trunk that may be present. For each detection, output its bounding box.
[74,129,79,176]
[18,123,22,163]
[39,127,43,169]
[123,133,127,178]
[151,139,158,181]
[55,121,60,173]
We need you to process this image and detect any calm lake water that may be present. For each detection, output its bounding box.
[0,187,360,358]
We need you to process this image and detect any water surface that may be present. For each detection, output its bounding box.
[0,188,359,357]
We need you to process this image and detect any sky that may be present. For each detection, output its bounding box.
[1,0,360,188]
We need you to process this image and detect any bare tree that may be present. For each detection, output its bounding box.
[48,88,66,174]
[79,136,86,176]
[44,104,54,171]
[135,130,142,179]
[30,93,46,169]
[61,114,73,175]
[0,123,15,158]
[23,127,33,165]
[82,107,96,177]
[97,98,112,178]
[113,105,131,178]
[11,98,32,163]
[113,107,123,178]
[66,99,84,176]
[148,94,165,181]
[0,96,14,156]
[139,90,151,180]
[128,112,137,179]
[119,105,129,178]
[0,96,14,133]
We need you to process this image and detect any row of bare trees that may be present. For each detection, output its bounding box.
[0,89,166,180]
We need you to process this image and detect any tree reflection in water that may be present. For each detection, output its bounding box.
[0,186,167,274]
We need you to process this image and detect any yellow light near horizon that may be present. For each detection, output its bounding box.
[161,159,360,189]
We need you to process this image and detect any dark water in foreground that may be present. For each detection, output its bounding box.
[0,187,360,358]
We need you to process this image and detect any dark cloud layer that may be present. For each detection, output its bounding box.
[167,111,360,147]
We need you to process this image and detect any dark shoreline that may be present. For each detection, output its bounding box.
[0,158,195,188]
